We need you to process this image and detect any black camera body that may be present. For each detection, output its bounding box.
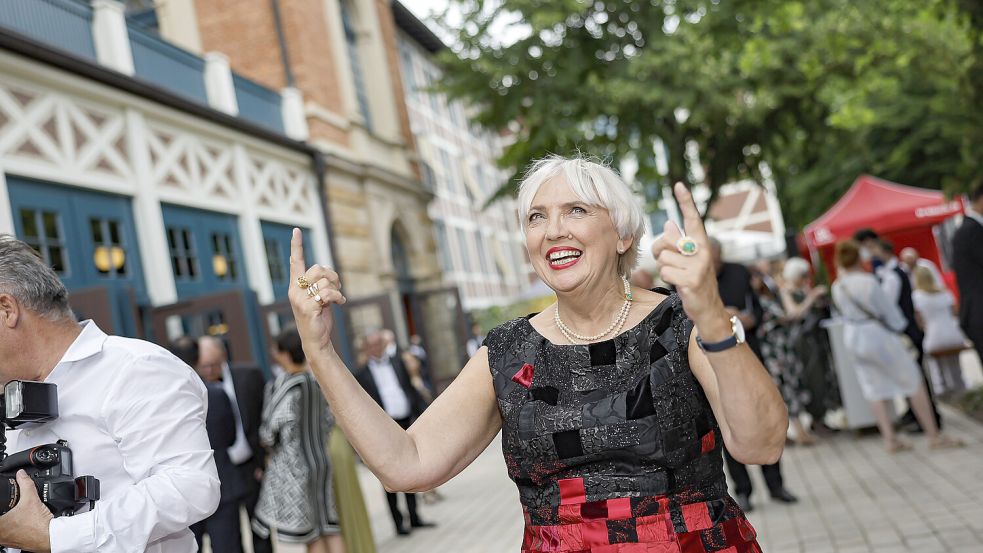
[0,381,100,517]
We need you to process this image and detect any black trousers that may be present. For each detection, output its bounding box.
[192,500,243,553]
[723,448,784,497]
[387,416,423,531]
[238,461,273,553]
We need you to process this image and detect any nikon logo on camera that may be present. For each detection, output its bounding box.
[4,477,16,511]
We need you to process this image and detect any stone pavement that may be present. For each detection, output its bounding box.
[263,351,983,553]
[276,407,981,553]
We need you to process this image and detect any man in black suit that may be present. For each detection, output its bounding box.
[868,239,942,431]
[709,239,797,512]
[953,183,983,363]
[355,329,435,536]
[169,336,244,553]
[198,336,271,553]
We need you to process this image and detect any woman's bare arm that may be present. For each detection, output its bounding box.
[306,343,501,492]
[288,229,501,492]
[780,287,823,320]
[688,329,788,465]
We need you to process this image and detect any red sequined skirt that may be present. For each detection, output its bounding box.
[520,494,761,553]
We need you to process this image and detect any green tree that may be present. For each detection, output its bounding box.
[436,0,980,228]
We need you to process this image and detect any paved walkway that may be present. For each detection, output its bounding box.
[264,351,983,552]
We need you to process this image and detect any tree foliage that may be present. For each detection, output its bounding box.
[435,0,981,228]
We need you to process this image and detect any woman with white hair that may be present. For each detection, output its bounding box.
[286,155,787,551]
[779,256,840,433]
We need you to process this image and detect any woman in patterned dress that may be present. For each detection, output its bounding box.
[751,266,815,446]
[253,327,344,553]
[286,156,788,552]
[779,258,841,432]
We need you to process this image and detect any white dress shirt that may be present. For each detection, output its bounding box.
[875,257,904,304]
[220,361,253,465]
[8,321,220,553]
[367,356,411,419]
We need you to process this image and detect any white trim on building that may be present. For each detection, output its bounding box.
[0,49,331,306]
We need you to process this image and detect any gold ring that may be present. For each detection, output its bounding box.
[297,276,311,289]
[676,236,698,256]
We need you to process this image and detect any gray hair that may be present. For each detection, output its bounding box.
[517,155,645,277]
[0,234,73,320]
[782,257,811,283]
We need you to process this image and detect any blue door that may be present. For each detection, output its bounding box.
[260,220,311,302]
[160,204,248,299]
[160,204,268,368]
[6,177,147,336]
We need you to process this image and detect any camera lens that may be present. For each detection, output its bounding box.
[0,475,18,516]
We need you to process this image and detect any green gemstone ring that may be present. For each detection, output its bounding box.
[676,236,699,257]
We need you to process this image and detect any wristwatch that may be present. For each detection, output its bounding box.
[696,315,746,352]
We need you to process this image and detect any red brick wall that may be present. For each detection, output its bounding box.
[195,0,285,89]
[194,0,350,147]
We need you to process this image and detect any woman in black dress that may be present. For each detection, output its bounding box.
[286,156,787,551]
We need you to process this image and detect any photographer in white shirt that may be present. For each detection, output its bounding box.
[0,235,219,553]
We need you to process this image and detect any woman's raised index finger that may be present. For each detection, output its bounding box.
[290,228,307,279]
[673,182,709,241]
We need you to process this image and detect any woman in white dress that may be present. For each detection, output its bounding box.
[912,266,968,394]
[831,240,961,452]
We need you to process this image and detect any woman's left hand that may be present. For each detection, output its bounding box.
[651,183,728,327]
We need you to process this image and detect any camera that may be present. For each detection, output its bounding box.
[0,380,100,517]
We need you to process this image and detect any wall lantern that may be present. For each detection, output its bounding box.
[212,254,229,278]
[93,245,125,272]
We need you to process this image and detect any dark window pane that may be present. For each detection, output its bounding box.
[43,212,60,240]
[20,209,38,239]
[228,258,237,280]
[171,255,181,277]
[116,247,127,276]
[182,229,193,252]
[167,228,177,249]
[188,257,198,278]
[90,219,103,244]
[108,220,121,245]
[48,246,66,273]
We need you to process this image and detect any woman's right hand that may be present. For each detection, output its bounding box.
[289,228,346,355]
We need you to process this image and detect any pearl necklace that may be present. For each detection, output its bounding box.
[554,276,633,344]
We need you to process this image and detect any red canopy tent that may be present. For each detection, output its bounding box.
[801,175,964,288]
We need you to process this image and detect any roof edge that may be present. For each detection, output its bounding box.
[0,26,316,157]
[391,0,446,54]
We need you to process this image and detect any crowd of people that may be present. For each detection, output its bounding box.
[0,168,978,553]
[0,225,441,553]
[627,184,982,507]
[165,327,439,553]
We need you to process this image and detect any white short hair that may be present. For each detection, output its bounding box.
[782,257,811,283]
[517,155,645,277]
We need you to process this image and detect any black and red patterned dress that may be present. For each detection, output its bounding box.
[485,291,761,553]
